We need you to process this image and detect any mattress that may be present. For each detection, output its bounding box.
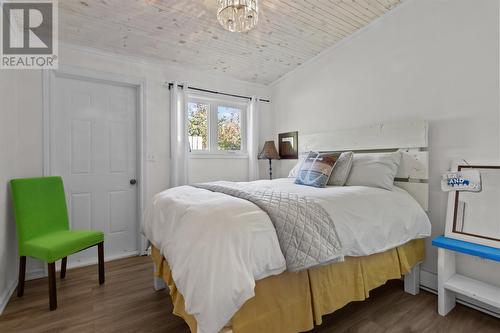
[152,239,425,333]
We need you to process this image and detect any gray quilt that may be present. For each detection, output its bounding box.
[193,181,344,272]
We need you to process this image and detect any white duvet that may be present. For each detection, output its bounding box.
[142,178,431,333]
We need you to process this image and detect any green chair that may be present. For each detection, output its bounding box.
[10,176,105,311]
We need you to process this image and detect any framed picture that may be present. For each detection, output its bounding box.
[445,160,500,249]
[278,131,298,159]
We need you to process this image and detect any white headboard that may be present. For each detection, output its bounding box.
[299,121,429,210]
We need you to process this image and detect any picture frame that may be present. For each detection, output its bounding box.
[278,131,298,159]
[445,160,500,249]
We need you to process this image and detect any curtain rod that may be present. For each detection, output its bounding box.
[167,82,270,103]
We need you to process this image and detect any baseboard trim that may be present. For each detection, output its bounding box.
[65,251,139,271]
[420,269,500,318]
[420,269,438,290]
[26,268,46,281]
[0,279,17,315]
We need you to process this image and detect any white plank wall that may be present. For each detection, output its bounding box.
[299,121,429,210]
[299,121,428,152]
[397,151,428,180]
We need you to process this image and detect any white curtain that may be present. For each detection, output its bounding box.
[170,81,190,187]
[247,97,260,181]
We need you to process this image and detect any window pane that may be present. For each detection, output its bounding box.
[188,102,209,151]
[217,106,242,151]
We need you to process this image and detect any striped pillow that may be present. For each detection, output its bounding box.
[295,152,340,188]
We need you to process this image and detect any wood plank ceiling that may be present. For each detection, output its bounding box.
[60,0,402,85]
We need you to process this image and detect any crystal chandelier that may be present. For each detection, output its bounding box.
[217,0,258,33]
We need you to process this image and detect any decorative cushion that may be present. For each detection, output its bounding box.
[288,153,308,178]
[345,152,402,190]
[295,152,340,188]
[328,151,354,186]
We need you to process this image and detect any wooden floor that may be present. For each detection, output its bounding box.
[1,256,499,333]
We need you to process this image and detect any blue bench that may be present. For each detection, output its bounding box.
[432,236,500,316]
[432,236,500,262]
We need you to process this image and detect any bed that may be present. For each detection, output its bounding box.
[142,121,431,333]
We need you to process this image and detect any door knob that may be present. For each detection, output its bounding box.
[130,179,137,185]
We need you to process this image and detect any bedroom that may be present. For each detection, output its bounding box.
[0,0,499,332]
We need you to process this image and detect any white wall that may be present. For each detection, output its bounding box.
[271,0,500,290]
[0,70,44,312]
[0,44,271,312]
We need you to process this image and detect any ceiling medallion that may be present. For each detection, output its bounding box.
[217,0,258,33]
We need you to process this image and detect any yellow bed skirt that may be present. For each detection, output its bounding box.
[152,239,424,333]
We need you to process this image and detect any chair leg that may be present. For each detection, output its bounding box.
[98,242,105,285]
[48,262,57,311]
[60,257,67,279]
[17,256,26,297]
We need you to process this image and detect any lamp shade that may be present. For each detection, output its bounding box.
[258,141,280,160]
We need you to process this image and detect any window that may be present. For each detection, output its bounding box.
[187,102,209,151]
[217,106,242,151]
[187,96,246,156]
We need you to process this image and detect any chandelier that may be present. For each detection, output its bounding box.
[217,0,258,33]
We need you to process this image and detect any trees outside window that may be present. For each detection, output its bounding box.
[187,102,208,151]
[187,97,245,154]
[217,106,241,151]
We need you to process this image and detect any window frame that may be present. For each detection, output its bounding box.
[188,94,248,158]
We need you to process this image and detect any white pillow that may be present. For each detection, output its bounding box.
[328,151,353,186]
[288,153,308,178]
[345,152,401,190]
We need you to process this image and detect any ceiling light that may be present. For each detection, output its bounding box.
[217,0,258,33]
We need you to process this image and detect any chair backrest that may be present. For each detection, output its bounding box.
[10,177,70,249]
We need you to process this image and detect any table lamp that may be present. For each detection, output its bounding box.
[258,141,280,180]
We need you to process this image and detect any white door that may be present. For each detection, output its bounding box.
[50,73,139,266]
